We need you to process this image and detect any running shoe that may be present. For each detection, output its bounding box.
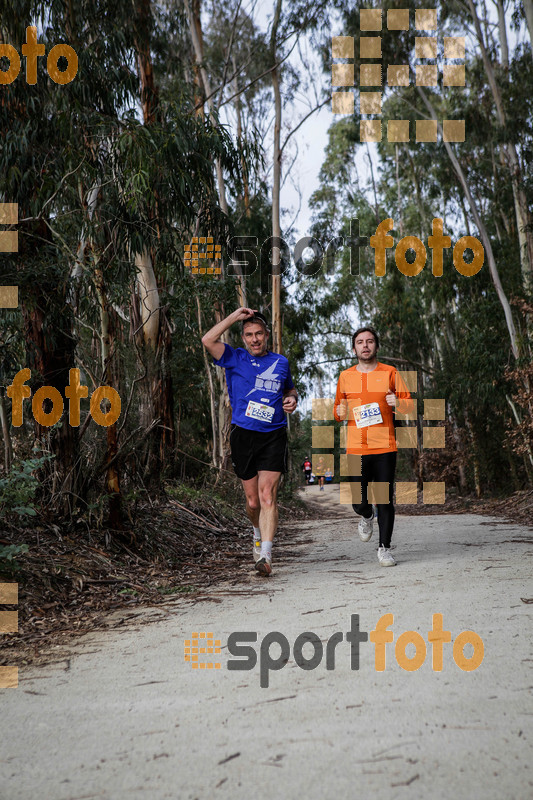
[377,546,396,567]
[255,556,272,577]
[358,512,374,542]
[253,541,262,563]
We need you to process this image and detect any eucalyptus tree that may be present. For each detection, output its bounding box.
[306,0,532,492]
[0,0,240,519]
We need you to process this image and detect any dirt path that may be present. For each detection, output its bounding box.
[1,485,532,799]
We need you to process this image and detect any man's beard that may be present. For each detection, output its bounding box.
[247,343,267,356]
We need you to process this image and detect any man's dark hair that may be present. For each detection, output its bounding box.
[352,326,379,350]
[242,312,270,333]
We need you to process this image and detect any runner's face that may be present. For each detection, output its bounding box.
[353,333,377,363]
[242,322,269,356]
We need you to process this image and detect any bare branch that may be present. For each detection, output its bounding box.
[280,96,331,156]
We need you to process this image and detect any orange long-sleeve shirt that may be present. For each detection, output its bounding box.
[334,362,413,455]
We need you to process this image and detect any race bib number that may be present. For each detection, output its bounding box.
[353,402,383,428]
[245,400,275,423]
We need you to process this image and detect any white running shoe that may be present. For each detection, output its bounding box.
[253,540,262,563]
[378,546,396,567]
[358,512,374,542]
[255,556,272,577]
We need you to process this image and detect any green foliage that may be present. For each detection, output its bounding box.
[303,0,533,495]
[0,456,54,520]
[0,544,29,574]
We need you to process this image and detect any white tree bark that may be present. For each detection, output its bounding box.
[418,88,519,359]
[467,0,533,293]
[270,0,283,355]
[135,249,160,348]
[184,0,246,306]
[523,0,533,44]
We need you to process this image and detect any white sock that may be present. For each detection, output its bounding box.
[253,526,261,549]
[260,541,272,560]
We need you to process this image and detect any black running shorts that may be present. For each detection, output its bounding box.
[229,424,288,480]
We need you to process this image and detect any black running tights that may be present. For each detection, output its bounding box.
[349,451,397,548]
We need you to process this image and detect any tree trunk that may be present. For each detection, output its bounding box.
[523,0,533,45]
[496,0,509,68]
[95,266,122,529]
[464,413,481,498]
[270,0,283,355]
[417,88,520,359]
[395,144,404,237]
[466,0,533,293]
[185,0,240,472]
[451,417,468,494]
[184,0,247,307]
[191,0,205,117]
[0,389,12,473]
[133,0,176,482]
[196,297,219,467]
[22,277,79,515]
[506,393,533,469]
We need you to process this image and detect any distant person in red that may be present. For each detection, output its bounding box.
[302,457,312,484]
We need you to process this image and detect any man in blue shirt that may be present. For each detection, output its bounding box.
[201,307,298,576]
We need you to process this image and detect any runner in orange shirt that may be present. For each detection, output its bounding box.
[334,327,413,566]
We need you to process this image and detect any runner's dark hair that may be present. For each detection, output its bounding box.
[352,326,379,350]
[242,312,270,333]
